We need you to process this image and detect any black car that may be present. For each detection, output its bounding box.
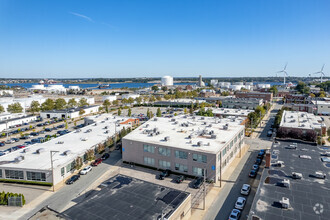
[20,136,30,140]
[57,124,65,128]
[66,175,80,185]
[255,158,262,165]
[257,152,264,159]
[45,135,52,139]
[193,177,204,189]
[249,170,257,178]
[30,132,39,136]
[12,138,19,142]
[37,123,44,127]
[159,169,170,180]
[176,175,185,183]
[101,153,110,160]
[45,128,52,132]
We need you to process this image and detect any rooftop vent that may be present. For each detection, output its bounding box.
[201,117,205,120]
[154,118,158,121]
[171,119,176,122]
[57,141,64,144]
[63,150,72,155]
[164,136,170,141]
[211,134,217,139]
[23,148,30,153]
[15,156,24,162]
[81,137,88,141]
[197,141,203,146]
[36,148,45,154]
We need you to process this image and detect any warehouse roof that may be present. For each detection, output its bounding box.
[123,115,245,154]
[205,108,254,117]
[280,110,324,130]
[0,114,133,171]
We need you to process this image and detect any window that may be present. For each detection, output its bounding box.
[192,167,204,176]
[144,157,155,166]
[175,150,188,159]
[143,144,154,153]
[159,147,171,157]
[234,136,237,143]
[61,167,65,176]
[66,161,75,173]
[230,141,233,148]
[222,148,227,156]
[0,169,2,178]
[159,160,171,169]
[175,163,188,173]
[193,154,207,163]
[218,153,221,161]
[5,170,24,180]
[27,171,46,182]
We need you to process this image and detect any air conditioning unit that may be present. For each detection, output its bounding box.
[63,150,71,155]
[36,148,45,154]
[15,156,24,162]
[164,136,170,141]
[197,141,203,146]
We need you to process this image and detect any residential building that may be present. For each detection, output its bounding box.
[122,115,245,182]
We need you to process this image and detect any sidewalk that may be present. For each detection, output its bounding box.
[189,144,250,220]
[250,105,274,139]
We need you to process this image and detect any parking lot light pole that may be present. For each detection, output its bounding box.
[50,150,60,192]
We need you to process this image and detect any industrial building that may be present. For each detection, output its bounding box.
[312,100,330,115]
[249,141,330,220]
[122,93,140,100]
[154,99,205,107]
[122,115,245,182]
[161,75,174,86]
[208,108,254,118]
[221,98,263,110]
[0,114,37,132]
[235,91,273,102]
[40,105,100,119]
[0,114,135,185]
[102,95,117,102]
[279,111,326,136]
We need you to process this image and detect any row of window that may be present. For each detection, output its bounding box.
[2,169,47,182]
[27,171,46,182]
[143,157,204,176]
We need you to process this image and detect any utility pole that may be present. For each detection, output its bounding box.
[203,169,206,210]
[219,155,222,188]
[50,150,59,192]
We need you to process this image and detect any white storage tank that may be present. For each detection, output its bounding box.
[161,76,173,86]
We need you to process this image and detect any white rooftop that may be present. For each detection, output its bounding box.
[123,115,245,154]
[280,111,324,130]
[312,100,330,105]
[0,114,134,171]
[206,108,254,117]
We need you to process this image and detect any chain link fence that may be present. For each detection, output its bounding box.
[8,196,23,207]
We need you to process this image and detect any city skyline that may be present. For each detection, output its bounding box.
[1,0,330,78]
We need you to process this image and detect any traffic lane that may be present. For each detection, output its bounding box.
[0,121,84,151]
[20,150,122,220]
[215,151,262,220]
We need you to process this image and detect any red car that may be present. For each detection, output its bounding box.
[16,145,26,149]
[91,158,103,166]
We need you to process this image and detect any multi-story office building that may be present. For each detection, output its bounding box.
[221,98,263,110]
[235,91,273,102]
[122,115,245,182]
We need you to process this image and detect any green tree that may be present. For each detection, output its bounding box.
[164,94,171,100]
[147,108,150,117]
[113,100,119,106]
[135,96,142,105]
[67,98,77,108]
[156,108,162,117]
[128,108,132,117]
[79,109,85,116]
[118,108,122,116]
[269,85,278,96]
[0,104,5,114]
[295,81,310,94]
[121,98,128,105]
[41,98,55,111]
[103,99,111,113]
[7,102,23,113]
[184,108,188,114]
[161,86,168,91]
[128,97,134,104]
[54,98,67,110]
[149,96,156,102]
[78,98,89,107]
[151,85,159,92]
[30,101,40,114]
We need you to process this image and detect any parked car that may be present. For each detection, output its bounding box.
[31,138,40,144]
[235,197,246,210]
[240,184,251,195]
[159,169,170,180]
[80,166,92,175]
[101,153,110,160]
[314,171,326,179]
[5,139,15,144]
[66,175,80,185]
[24,141,33,146]
[255,158,262,165]
[176,175,185,183]
[0,142,5,147]
[193,177,204,189]
[20,135,30,140]
[16,145,26,149]
[39,130,46,134]
[267,130,273,137]
[37,123,44,127]
[45,128,52,132]
[91,158,103,166]
[228,209,241,220]
[249,170,257,178]
[57,124,65,128]
[259,149,265,155]
[257,152,264,159]
[11,138,19,142]
[252,164,259,171]
[30,132,39,136]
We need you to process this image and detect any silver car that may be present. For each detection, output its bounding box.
[235,197,246,210]
[80,166,92,175]
[240,184,251,195]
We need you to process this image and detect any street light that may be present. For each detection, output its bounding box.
[50,150,60,192]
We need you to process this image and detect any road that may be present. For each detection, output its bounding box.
[204,102,282,220]
[19,149,122,220]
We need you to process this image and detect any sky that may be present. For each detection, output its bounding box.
[1,0,330,78]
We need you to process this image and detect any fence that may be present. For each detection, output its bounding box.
[8,196,23,207]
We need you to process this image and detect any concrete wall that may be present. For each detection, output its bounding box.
[169,194,192,220]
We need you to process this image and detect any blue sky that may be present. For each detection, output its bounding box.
[1,0,330,78]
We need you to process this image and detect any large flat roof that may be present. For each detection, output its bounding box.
[63,174,189,220]
[0,114,133,171]
[249,141,330,220]
[207,108,253,117]
[280,110,324,130]
[123,115,245,154]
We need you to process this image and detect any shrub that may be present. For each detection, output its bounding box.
[0,179,52,186]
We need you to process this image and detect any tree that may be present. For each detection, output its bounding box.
[135,96,142,105]
[151,85,159,92]
[309,93,316,98]
[118,108,122,116]
[29,101,40,114]
[74,157,83,170]
[164,94,171,100]
[248,112,258,128]
[147,108,150,118]
[184,108,188,114]
[255,105,266,117]
[103,99,111,113]
[128,97,134,104]
[295,81,310,94]
[162,86,168,91]
[79,109,85,116]
[78,98,89,107]
[7,102,23,113]
[156,96,162,101]
[112,100,119,106]
[67,98,77,108]
[269,85,278,96]
[149,96,156,102]
[121,98,128,105]
[41,98,55,111]
[0,104,5,114]
[54,98,67,110]
[156,108,162,117]
[128,108,132,117]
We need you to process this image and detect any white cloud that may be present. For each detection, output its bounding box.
[69,12,93,22]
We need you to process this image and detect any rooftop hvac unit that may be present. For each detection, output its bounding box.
[106,117,109,120]
[197,141,203,146]
[15,156,24,162]
[211,134,217,139]
[192,116,195,119]
[201,117,205,120]
[146,124,149,128]
[101,121,105,123]
[94,123,97,126]
[164,136,170,141]
[57,141,64,144]
[36,148,45,154]
[63,150,72,155]
[203,122,207,125]
[223,125,228,130]
[171,119,176,122]
[23,148,30,153]
[183,116,187,118]
[154,118,158,121]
